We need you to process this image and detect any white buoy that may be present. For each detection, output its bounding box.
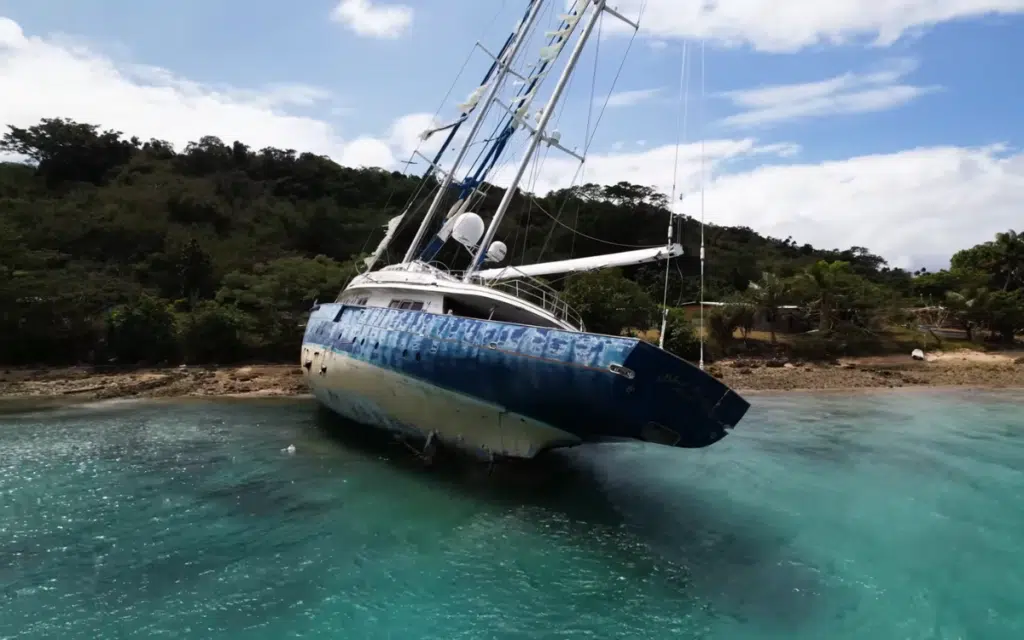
[283,444,296,455]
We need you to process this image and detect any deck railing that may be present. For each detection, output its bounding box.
[484,278,585,331]
[393,261,586,331]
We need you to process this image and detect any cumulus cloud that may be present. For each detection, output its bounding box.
[0,16,429,169]
[488,140,1024,269]
[2,16,1021,268]
[330,0,414,39]
[497,138,801,195]
[720,58,939,128]
[600,87,663,108]
[609,0,1024,52]
[388,113,448,158]
[692,144,1024,269]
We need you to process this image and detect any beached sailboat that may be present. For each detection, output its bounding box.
[301,0,749,460]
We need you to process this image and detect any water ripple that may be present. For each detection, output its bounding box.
[1,393,1023,639]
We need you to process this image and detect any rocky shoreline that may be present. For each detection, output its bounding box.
[1,349,1022,402]
[710,350,1024,392]
[0,364,309,402]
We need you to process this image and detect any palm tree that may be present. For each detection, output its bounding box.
[993,230,1024,291]
[745,271,790,344]
[797,260,850,333]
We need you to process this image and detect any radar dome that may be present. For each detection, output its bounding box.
[485,241,507,263]
[451,212,485,248]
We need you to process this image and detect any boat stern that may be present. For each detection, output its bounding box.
[617,341,750,449]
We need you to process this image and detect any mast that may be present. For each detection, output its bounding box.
[417,5,592,264]
[401,0,547,264]
[464,0,614,281]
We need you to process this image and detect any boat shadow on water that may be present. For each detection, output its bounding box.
[310,405,849,633]
[0,399,850,635]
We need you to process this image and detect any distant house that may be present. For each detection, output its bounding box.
[678,301,809,334]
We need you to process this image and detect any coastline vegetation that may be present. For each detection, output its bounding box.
[1,117,1021,368]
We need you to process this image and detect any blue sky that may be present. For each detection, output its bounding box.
[1,0,1023,267]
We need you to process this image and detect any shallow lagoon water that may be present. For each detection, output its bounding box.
[1,390,1022,638]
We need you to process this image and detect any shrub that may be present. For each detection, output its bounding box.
[562,268,658,336]
[661,308,702,362]
[179,302,251,364]
[706,307,740,356]
[105,295,177,364]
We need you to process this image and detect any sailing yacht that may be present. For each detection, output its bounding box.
[301,0,750,461]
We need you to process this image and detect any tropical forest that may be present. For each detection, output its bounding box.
[1,117,1022,367]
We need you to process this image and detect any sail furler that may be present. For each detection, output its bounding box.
[363,213,406,269]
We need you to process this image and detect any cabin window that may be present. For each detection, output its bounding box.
[388,299,424,311]
[337,294,368,306]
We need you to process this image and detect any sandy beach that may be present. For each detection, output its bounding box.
[1,349,1022,402]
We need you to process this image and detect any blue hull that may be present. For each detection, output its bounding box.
[302,303,749,458]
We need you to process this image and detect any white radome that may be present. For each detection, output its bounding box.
[452,212,485,249]
[486,241,508,263]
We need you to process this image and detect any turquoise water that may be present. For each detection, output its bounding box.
[1,391,1022,639]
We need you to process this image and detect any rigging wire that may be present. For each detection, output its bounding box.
[461,0,563,196]
[659,38,689,350]
[494,0,591,264]
[572,8,604,260]
[357,0,514,269]
[527,197,664,248]
[698,38,707,371]
[516,5,587,260]
[536,0,649,262]
[422,0,580,264]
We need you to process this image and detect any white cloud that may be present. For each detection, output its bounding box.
[0,16,421,169]
[693,144,1024,268]
[489,140,1023,268]
[3,16,1020,268]
[339,137,395,168]
[600,87,662,108]
[387,113,438,158]
[503,138,801,196]
[0,15,25,48]
[720,58,939,128]
[609,0,1024,52]
[330,0,414,39]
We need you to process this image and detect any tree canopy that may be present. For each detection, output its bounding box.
[1,117,1020,365]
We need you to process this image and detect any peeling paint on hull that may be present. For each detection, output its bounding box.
[303,346,580,459]
[301,303,750,460]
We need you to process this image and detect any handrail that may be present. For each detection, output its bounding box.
[379,261,586,331]
[484,278,585,331]
[455,265,586,331]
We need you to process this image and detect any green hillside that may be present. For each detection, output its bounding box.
[1,118,1021,365]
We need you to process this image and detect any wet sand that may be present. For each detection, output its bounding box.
[1,349,1022,402]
